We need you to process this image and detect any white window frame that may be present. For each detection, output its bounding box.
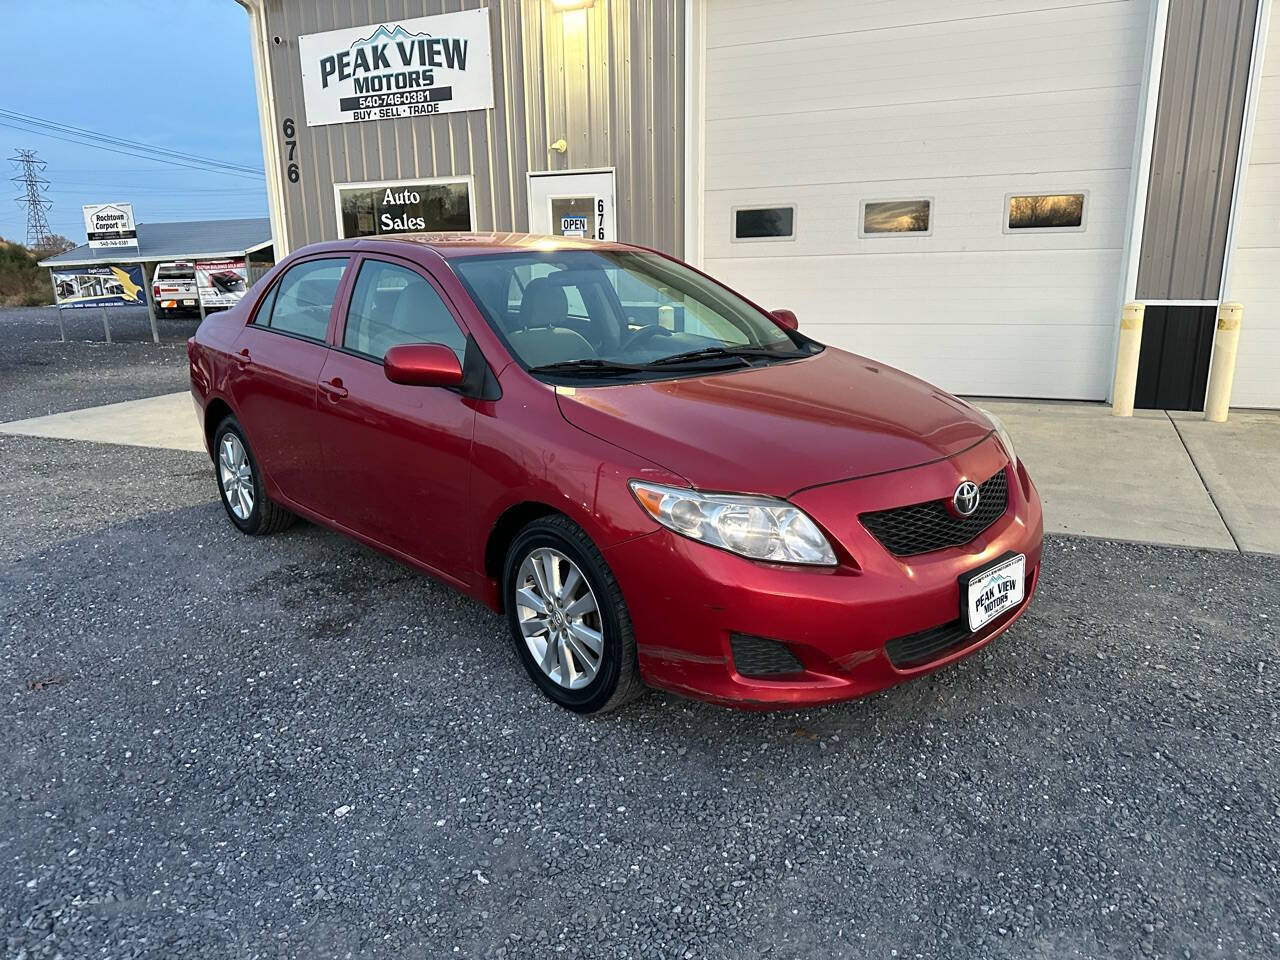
[730,203,797,244]
[858,197,934,239]
[333,175,477,240]
[1002,189,1090,235]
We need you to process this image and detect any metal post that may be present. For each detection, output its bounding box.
[141,261,160,344]
[100,305,112,344]
[1111,302,1145,417]
[47,270,65,342]
[1204,302,1243,423]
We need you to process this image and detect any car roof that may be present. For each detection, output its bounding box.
[348,232,639,259]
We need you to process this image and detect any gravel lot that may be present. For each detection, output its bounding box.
[1,306,1276,959]
[0,306,195,422]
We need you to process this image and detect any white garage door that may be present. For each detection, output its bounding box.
[1224,12,1280,409]
[700,0,1152,400]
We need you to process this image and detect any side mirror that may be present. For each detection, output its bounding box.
[384,343,464,388]
[771,309,799,331]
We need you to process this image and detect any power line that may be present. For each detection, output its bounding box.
[0,108,264,176]
[9,149,54,249]
[0,118,263,181]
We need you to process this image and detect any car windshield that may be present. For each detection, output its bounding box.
[451,249,815,378]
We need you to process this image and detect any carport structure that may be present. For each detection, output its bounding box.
[38,218,273,343]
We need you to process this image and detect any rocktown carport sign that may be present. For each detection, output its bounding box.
[297,9,493,127]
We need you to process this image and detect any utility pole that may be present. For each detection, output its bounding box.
[9,149,54,250]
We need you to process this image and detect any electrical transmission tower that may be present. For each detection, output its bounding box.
[10,149,54,249]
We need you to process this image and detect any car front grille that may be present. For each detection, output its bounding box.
[884,619,977,669]
[860,469,1009,557]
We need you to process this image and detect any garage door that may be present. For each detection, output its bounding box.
[700,0,1152,400]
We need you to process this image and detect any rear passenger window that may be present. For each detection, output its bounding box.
[344,260,467,361]
[264,258,348,341]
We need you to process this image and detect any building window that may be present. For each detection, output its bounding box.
[861,199,932,237]
[1006,193,1086,231]
[733,206,795,241]
[335,177,474,239]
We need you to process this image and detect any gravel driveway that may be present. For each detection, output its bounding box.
[1,307,1276,959]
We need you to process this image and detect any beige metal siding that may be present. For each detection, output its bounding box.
[259,0,683,255]
[1137,0,1259,300]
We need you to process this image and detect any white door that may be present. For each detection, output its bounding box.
[527,169,616,241]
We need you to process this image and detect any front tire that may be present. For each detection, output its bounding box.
[503,515,645,714]
[212,416,295,535]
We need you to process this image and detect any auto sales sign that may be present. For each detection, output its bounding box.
[298,9,493,127]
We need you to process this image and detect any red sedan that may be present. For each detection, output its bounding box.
[188,233,1042,713]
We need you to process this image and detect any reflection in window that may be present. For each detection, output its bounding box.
[1008,194,1085,230]
[862,200,931,235]
[734,207,794,239]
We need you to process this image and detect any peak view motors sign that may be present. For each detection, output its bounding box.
[298,9,493,127]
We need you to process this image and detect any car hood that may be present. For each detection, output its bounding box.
[554,347,993,497]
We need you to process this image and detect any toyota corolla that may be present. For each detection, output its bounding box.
[188,233,1042,713]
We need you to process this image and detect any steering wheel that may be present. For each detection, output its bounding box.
[621,323,675,351]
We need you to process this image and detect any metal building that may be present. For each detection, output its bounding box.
[238,0,1280,410]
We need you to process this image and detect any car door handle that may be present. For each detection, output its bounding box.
[233,348,251,366]
[319,377,348,400]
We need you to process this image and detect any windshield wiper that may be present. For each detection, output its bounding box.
[527,357,652,374]
[646,345,811,366]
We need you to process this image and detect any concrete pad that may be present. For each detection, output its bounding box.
[1167,409,1280,554]
[0,392,205,453]
[978,400,1236,552]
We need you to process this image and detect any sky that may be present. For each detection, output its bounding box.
[1,0,267,246]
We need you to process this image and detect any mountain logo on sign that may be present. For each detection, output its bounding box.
[350,23,431,48]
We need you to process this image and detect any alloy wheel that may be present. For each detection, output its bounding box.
[514,547,604,690]
[218,433,255,521]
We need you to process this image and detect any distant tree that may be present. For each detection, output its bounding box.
[33,234,76,257]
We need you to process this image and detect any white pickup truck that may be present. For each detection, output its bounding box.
[152,261,200,317]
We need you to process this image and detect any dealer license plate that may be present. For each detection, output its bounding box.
[962,553,1025,631]
[184,299,196,306]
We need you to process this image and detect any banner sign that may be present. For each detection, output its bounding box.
[51,265,146,309]
[82,203,137,249]
[298,9,494,127]
[195,259,249,308]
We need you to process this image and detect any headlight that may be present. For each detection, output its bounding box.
[977,406,1017,467]
[628,481,837,566]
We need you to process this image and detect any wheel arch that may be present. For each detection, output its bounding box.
[484,501,566,609]
[203,396,236,458]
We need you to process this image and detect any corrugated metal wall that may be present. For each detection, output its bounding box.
[260,0,683,255]
[1136,0,1258,300]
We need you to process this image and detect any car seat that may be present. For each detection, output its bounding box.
[508,278,595,367]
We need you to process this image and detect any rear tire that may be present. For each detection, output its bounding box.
[212,415,295,536]
[503,515,645,714]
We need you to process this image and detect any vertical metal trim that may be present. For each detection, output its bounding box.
[237,0,290,254]
[1219,0,1274,300]
[683,0,705,266]
[1111,0,1170,402]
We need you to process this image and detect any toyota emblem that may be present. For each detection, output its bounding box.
[952,481,981,517]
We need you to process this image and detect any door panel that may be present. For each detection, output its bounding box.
[1135,305,1215,411]
[314,350,475,578]
[527,170,616,240]
[229,327,331,505]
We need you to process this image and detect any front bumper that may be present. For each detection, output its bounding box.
[602,439,1043,708]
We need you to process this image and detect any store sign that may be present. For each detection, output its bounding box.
[195,259,249,309]
[298,9,494,127]
[336,179,473,238]
[51,265,146,309]
[82,203,137,249]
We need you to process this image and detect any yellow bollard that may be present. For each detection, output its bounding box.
[1111,302,1145,417]
[1204,302,1243,422]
